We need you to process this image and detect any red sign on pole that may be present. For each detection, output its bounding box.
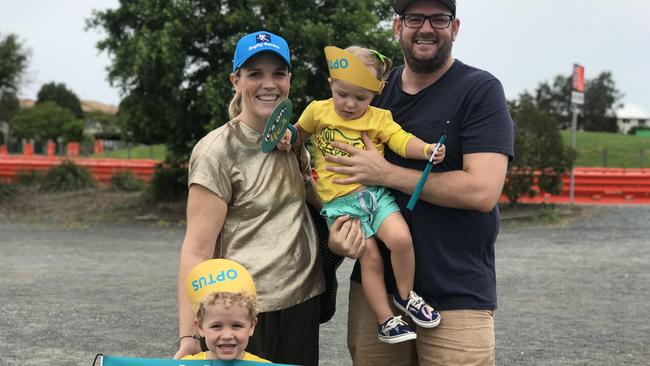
[572,64,585,92]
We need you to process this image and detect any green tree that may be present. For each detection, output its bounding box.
[0,33,29,145]
[36,82,84,119]
[533,71,622,132]
[0,91,19,122]
[88,0,397,163]
[0,92,19,144]
[86,111,121,139]
[533,75,571,129]
[582,71,622,132]
[61,119,86,142]
[12,102,77,142]
[0,33,29,94]
[503,95,575,205]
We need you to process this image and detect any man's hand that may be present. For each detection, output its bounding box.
[325,132,393,187]
[328,216,366,259]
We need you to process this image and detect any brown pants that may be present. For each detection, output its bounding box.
[347,281,495,366]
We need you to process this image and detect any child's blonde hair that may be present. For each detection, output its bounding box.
[345,46,393,83]
[196,291,258,324]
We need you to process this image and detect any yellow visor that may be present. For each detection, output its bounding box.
[324,46,383,92]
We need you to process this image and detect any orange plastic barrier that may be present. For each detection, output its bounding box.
[66,142,80,156]
[23,142,34,156]
[46,141,56,157]
[0,155,161,185]
[94,139,105,154]
[503,167,650,205]
[2,156,648,205]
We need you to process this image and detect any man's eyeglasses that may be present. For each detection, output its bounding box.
[400,13,455,29]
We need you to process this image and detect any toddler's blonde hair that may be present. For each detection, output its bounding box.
[345,46,393,83]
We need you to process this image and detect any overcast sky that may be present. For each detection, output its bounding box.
[2,0,649,116]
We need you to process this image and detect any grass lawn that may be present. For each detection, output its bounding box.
[93,144,166,160]
[560,130,650,168]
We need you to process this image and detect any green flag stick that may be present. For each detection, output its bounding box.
[407,132,446,210]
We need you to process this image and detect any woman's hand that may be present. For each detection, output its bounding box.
[328,215,366,259]
[173,336,201,359]
[276,129,293,152]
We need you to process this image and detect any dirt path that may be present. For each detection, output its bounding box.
[1,205,649,365]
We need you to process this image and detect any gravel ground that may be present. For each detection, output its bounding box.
[1,205,649,365]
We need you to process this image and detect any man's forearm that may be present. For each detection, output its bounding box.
[380,165,489,211]
[324,136,507,212]
[380,155,507,213]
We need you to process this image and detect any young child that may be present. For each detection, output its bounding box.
[181,259,270,363]
[278,46,445,344]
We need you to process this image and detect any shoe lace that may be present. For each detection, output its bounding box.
[406,291,427,311]
[383,316,407,331]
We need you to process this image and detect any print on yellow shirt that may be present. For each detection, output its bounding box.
[315,126,365,157]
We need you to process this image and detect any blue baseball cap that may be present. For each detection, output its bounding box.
[232,31,291,72]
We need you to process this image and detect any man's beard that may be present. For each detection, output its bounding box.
[399,32,453,74]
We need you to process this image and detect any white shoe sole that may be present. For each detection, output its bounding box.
[378,332,417,344]
[393,299,442,328]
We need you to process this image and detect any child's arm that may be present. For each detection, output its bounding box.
[277,124,312,151]
[379,109,445,164]
[404,137,446,164]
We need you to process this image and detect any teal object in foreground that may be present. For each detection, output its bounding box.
[407,133,447,210]
[96,355,294,366]
[261,99,293,153]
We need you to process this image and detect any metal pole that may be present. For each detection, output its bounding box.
[569,105,578,207]
[640,149,645,168]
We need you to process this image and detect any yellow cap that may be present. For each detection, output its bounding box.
[324,46,383,92]
[186,259,257,312]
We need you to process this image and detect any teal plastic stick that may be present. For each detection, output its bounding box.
[407,133,446,210]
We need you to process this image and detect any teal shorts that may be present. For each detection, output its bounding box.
[321,186,400,239]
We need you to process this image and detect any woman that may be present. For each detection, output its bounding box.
[174,30,364,365]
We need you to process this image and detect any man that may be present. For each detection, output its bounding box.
[326,0,515,364]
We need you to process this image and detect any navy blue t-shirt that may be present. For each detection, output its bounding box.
[350,60,515,310]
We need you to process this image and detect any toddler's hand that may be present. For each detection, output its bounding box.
[431,143,446,164]
[277,129,293,152]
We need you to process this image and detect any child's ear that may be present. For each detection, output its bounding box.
[195,318,205,338]
[248,317,258,337]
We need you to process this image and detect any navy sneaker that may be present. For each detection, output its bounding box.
[393,291,441,328]
[377,316,417,344]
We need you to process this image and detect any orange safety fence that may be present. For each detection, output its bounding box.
[2,155,649,205]
[501,167,650,205]
[0,155,162,185]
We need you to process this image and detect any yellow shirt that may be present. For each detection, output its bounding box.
[182,351,271,363]
[297,99,414,202]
